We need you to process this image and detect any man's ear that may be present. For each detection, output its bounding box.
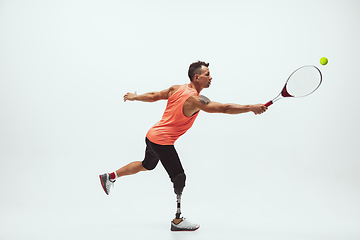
[194,74,199,81]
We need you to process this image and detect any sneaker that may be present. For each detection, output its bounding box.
[99,173,115,195]
[171,218,200,231]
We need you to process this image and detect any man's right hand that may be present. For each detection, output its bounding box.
[250,104,267,115]
[123,91,137,102]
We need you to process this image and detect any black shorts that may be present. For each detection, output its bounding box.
[142,138,184,181]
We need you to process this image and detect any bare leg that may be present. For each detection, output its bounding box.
[115,161,147,178]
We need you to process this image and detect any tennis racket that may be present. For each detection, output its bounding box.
[264,65,322,107]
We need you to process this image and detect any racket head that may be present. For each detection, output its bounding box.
[282,65,322,98]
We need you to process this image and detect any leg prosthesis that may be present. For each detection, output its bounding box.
[172,173,186,219]
[172,173,186,195]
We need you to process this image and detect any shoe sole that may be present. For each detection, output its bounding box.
[171,225,200,231]
[99,174,109,195]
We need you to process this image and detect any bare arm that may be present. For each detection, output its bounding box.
[186,95,267,115]
[205,102,266,115]
[123,85,180,102]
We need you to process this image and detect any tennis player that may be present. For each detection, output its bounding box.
[99,61,267,231]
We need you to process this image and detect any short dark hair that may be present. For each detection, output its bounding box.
[188,61,209,82]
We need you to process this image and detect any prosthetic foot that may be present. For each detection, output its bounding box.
[171,218,200,231]
[170,192,200,231]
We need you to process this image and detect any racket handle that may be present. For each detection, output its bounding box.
[264,101,273,107]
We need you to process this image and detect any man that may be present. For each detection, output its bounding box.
[99,61,267,231]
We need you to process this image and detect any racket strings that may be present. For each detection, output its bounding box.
[285,66,322,98]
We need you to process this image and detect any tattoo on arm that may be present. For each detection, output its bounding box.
[198,95,211,105]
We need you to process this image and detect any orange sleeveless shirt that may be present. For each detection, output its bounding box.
[146,84,200,145]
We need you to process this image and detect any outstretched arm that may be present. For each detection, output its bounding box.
[204,101,267,115]
[124,85,180,102]
[187,95,267,115]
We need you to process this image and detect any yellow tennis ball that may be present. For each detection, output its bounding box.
[320,57,328,65]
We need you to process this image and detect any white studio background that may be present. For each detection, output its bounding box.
[1,0,360,239]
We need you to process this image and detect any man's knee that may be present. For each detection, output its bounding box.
[141,161,155,171]
[172,173,186,195]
